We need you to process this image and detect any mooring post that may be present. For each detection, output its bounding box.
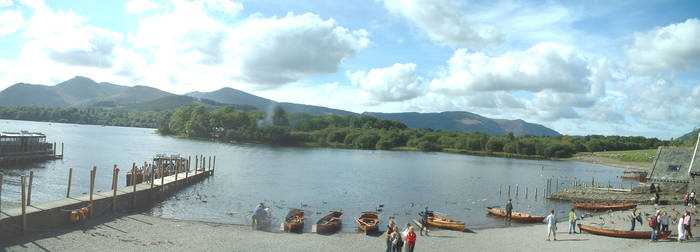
[90,166,96,217]
[195,155,198,175]
[160,162,165,190]
[67,168,73,198]
[208,156,211,172]
[592,177,594,186]
[213,155,216,174]
[174,159,179,186]
[535,187,538,199]
[21,175,27,232]
[112,167,118,212]
[132,163,137,208]
[499,184,501,195]
[27,171,34,205]
[186,156,191,180]
[0,172,4,213]
[53,142,56,157]
[61,142,64,158]
[516,184,519,197]
[556,179,558,192]
[525,187,528,199]
[508,184,511,196]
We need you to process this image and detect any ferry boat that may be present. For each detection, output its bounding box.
[0,131,61,164]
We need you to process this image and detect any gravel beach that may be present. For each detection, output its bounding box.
[2,204,698,252]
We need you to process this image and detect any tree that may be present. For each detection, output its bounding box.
[272,106,289,127]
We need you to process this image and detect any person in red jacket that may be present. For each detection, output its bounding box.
[405,226,417,252]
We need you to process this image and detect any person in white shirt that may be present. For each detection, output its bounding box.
[545,210,557,241]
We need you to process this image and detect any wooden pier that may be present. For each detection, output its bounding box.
[0,154,215,239]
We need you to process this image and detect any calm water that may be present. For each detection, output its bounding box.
[0,119,629,230]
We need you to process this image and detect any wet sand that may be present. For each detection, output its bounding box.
[566,154,651,171]
[2,205,698,252]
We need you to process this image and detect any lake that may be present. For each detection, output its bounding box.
[0,119,630,231]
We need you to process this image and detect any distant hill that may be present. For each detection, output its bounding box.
[363,111,560,136]
[187,88,358,116]
[679,128,699,141]
[493,119,561,137]
[0,76,171,107]
[123,95,255,112]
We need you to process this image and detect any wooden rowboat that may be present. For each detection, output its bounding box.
[485,207,544,223]
[355,212,379,234]
[573,203,636,211]
[578,224,670,239]
[417,211,465,231]
[317,211,343,234]
[284,208,305,233]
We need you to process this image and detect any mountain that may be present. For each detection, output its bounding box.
[0,76,172,107]
[363,111,560,136]
[123,95,255,112]
[493,119,561,137]
[679,128,699,141]
[187,88,357,116]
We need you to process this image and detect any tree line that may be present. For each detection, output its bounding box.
[0,106,162,128]
[158,104,681,159]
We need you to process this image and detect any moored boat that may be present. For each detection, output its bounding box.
[573,203,636,211]
[485,207,544,223]
[578,224,670,239]
[284,208,305,233]
[417,211,465,231]
[317,211,343,234]
[355,212,379,234]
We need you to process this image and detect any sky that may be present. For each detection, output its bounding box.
[0,0,699,139]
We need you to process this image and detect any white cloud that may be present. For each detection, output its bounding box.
[124,0,160,14]
[201,0,242,16]
[0,0,13,7]
[382,0,501,48]
[626,18,700,75]
[0,10,25,35]
[430,42,592,94]
[347,63,423,104]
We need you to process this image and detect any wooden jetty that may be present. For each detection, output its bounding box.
[0,131,63,165]
[0,154,215,239]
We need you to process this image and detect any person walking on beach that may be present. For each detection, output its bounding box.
[545,210,557,241]
[405,226,417,252]
[661,211,669,232]
[678,215,685,242]
[391,226,403,252]
[568,208,577,234]
[691,189,696,207]
[629,209,641,231]
[420,206,430,236]
[505,198,513,222]
[683,211,693,240]
[385,220,396,252]
[650,210,660,241]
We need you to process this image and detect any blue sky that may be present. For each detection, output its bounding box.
[0,0,699,139]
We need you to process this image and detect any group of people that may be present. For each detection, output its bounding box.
[684,189,696,207]
[646,209,694,241]
[385,220,417,252]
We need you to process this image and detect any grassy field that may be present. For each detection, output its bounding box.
[576,149,658,163]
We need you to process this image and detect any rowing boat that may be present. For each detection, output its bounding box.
[417,211,465,231]
[578,224,670,239]
[573,203,636,211]
[355,212,379,234]
[317,211,343,234]
[284,208,305,233]
[485,207,544,223]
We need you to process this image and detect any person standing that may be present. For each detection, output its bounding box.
[691,189,696,207]
[505,198,513,222]
[629,209,640,231]
[568,208,577,234]
[650,210,660,241]
[661,211,669,232]
[653,191,660,205]
[405,226,417,252]
[420,206,430,236]
[683,211,693,240]
[385,225,394,252]
[545,210,557,241]
[678,216,685,242]
[391,226,403,252]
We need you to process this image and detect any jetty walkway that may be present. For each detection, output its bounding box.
[0,155,215,240]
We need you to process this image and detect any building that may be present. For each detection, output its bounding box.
[647,133,700,192]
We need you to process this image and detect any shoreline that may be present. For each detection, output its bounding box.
[3,206,698,251]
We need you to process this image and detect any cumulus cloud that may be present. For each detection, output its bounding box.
[231,12,369,87]
[0,0,13,7]
[347,63,423,104]
[0,10,25,35]
[626,18,700,75]
[124,0,160,14]
[201,0,242,16]
[430,42,592,94]
[382,0,501,48]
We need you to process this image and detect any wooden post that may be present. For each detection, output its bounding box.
[67,168,73,198]
[186,156,191,179]
[160,162,165,189]
[195,156,198,175]
[0,172,3,210]
[201,155,204,170]
[508,184,511,196]
[515,184,519,197]
[499,184,501,195]
[61,142,64,158]
[27,171,34,205]
[90,167,96,217]
[592,177,594,186]
[53,142,56,156]
[21,175,26,232]
[208,156,211,171]
[112,168,118,212]
[175,159,179,185]
[213,156,216,170]
[132,163,137,208]
[535,187,538,199]
[525,187,528,199]
[556,179,558,192]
